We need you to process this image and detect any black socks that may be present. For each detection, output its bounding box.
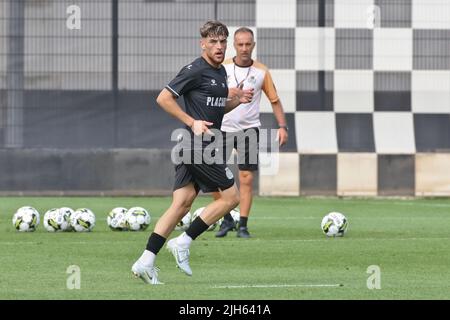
[146,232,166,254]
[239,216,248,228]
[186,216,209,240]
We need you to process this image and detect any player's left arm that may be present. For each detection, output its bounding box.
[262,69,288,146]
[271,99,288,147]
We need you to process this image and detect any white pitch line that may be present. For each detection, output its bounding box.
[212,284,342,289]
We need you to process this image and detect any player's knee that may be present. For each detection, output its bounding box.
[173,197,194,214]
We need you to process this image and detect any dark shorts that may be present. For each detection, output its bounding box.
[223,127,259,172]
[173,160,235,193]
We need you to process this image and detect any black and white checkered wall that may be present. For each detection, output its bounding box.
[224,0,450,196]
[1,0,449,196]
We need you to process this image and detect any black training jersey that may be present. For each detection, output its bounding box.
[165,57,229,132]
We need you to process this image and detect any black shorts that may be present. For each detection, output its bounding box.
[223,127,259,171]
[173,160,235,193]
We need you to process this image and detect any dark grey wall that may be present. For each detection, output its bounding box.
[21,90,181,149]
[0,149,175,194]
[0,148,257,195]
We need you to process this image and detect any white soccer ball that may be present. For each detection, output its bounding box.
[71,208,96,232]
[230,209,240,224]
[125,207,151,231]
[12,206,40,232]
[321,212,348,237]
[43,208,71,232]
[192,207,218,231]
[107,207,128,231]
[175,212,192,231]
[59,207,75,231]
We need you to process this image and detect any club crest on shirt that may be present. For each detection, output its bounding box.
[225,167,234,180]
[210,79,217,86]
[248,75,256,85]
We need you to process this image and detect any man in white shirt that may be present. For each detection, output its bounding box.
[214,27,288,238]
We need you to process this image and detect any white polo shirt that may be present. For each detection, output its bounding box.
[221,58,279,132]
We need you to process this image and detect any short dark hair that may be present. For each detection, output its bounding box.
[200,20,229,38]
[234,27,254,38]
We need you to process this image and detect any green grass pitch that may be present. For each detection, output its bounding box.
[1,196,450,300]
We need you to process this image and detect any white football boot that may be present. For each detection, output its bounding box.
[131,260,163,285]
[167,238,192,276]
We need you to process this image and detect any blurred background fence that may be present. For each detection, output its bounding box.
[0,0,449,195]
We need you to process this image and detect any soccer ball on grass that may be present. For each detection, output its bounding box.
[321,212,348,237]
[43,208,71,232]
[125,207,151,231]
[107,207,128,231]
[12,206,40,232]
[71,208,96,232]
[59,207,75,231]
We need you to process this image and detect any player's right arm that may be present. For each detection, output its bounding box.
[156,89,194,128]
[158,63,213,135]
[156,89,213,136]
